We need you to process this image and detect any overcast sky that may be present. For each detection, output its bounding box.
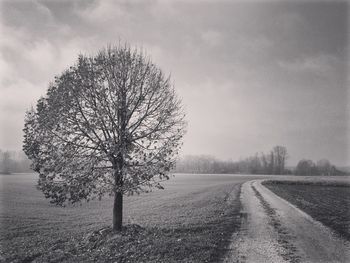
[0,0,349,166]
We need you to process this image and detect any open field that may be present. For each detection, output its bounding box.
[263,179,350,241]
[3,174,349,262]
[0,173,268,262]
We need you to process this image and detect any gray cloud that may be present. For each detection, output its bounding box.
[0,0,348,166]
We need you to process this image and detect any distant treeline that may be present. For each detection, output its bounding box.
[1,146,346,176]
[174,146,346,176]
[294,159,345,176]
[0,149,32,174]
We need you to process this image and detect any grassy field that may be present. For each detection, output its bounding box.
[0,173,264,262]
[263,179,350,241]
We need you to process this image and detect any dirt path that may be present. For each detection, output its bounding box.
[223,180,350,263]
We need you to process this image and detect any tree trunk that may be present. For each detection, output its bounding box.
[113,191,123,231]
[113,85,126,232]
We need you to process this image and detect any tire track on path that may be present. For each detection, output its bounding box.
[223,180,350,263]
[251,184,300,263]
[223,181,287,263]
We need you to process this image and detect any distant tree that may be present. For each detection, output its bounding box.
[0,149,32,174]
[0,149,2,173]
[175,155,218,173]
[175,146,288,175]
[316,159,332,176]
[260,152,269,174]
[272,145,288,174]
[295,159,317,176]
[0,150,12,174]
[23,45,186,231]
[250,154,261,174]
[241,154,261,174]
[268,151,275,174]
[0,151,14,174]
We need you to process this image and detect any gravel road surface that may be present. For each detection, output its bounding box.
[223,180,350,263]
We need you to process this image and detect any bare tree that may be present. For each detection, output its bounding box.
[0,150,12,174]
[260,152,268,174]
[316,159,331,176]
[268,151,275,174]
[295,159,317,175]
[272,145,288,174]
[23,44,186,231]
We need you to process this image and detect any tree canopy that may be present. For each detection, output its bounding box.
[23,45,186,230]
